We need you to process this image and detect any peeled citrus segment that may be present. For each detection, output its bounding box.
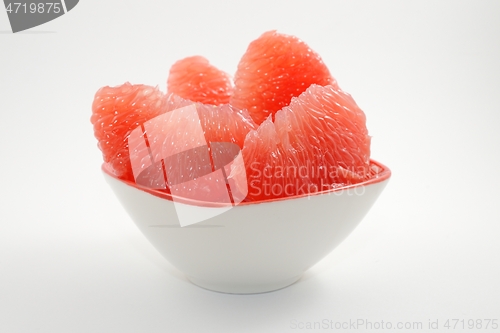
[128,99,254,203]
[231,30,338,125]
[129,104,230,202]
[239,84,370,201]
[163,93,256,149]
[167,56,233,106]
[91,83,164,181]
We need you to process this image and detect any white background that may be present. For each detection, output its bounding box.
[1,1,499,332]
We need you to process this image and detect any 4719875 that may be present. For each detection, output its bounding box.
[6,2,62,14]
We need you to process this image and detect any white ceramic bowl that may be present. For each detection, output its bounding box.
[103,160,390,294]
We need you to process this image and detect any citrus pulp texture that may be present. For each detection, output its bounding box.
[167,56,233,106]
[236,84,371,201]
[231,30,337,125]
[91,83,164,181]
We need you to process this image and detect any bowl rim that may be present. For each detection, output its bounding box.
[102,159,391,207]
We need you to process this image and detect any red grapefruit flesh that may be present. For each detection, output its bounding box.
[91,83,164,181]
[167,56,233,106]
[92,32,373,204]
[91,83,255,194]
[130,93,256,202]
[163,93,256,149]
[231,30,338,125]
[235,84,371,202]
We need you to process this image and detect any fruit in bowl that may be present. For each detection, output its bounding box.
[91,31,391,293]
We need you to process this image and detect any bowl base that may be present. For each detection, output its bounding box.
[186,275,302,294]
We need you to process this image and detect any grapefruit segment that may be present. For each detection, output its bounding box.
[163,93,256,149]
[231,30,338,125]
[126,93,256,201]
[91,83,164,181]
[167,56,233,106]
[239,84,370,201]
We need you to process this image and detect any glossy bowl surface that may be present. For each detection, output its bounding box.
[103,160,390,294]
